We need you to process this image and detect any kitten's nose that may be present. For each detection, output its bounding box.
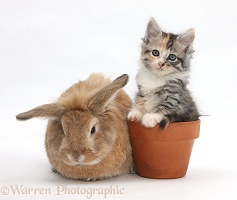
[158,62,165,68]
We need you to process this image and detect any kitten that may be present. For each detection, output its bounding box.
[128,18,199,129]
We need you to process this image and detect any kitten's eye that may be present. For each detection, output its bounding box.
[90,126,96,135]
[168,54,177,61]
[152,49,159,56]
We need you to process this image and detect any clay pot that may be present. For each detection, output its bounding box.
[128,119,200,179]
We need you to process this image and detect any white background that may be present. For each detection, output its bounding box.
[1,0,237,199]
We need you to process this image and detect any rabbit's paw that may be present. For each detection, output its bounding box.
[141,113,163,128]
[80,177,102,182]
[127,109,142,121]
[52,168,60,174]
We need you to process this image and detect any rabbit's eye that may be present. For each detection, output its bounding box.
[90,126,96,135]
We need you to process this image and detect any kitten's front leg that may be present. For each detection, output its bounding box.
[127,108,143,121]
[141,113,163,128]
[127,95,145,121]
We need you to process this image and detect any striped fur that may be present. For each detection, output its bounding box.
[128,18,199,128]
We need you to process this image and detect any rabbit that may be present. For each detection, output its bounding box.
[16,73,133,181]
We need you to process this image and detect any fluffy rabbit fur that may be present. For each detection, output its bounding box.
[16,74,133,181]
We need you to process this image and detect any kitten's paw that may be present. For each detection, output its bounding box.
[142,113,163,128]
[127,109,143,121]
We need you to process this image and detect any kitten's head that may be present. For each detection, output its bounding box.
[141,18,195,77]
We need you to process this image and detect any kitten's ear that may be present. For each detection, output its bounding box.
[143,17,162,43]
[177,28,195,48]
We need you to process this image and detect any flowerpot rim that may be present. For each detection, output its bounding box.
[128,119,200,142]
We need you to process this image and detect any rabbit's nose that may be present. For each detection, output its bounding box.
[78,155,85,162]
[71,150,80,160]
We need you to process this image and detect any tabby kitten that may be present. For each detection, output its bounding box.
[128,18,199,129]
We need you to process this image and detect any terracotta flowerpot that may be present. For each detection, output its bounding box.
[128,119,200,179]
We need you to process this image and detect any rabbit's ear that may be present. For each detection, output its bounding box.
[16,103,67,121]
[89,74,129,114]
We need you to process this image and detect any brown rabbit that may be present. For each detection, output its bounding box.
[16,73,133,181]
